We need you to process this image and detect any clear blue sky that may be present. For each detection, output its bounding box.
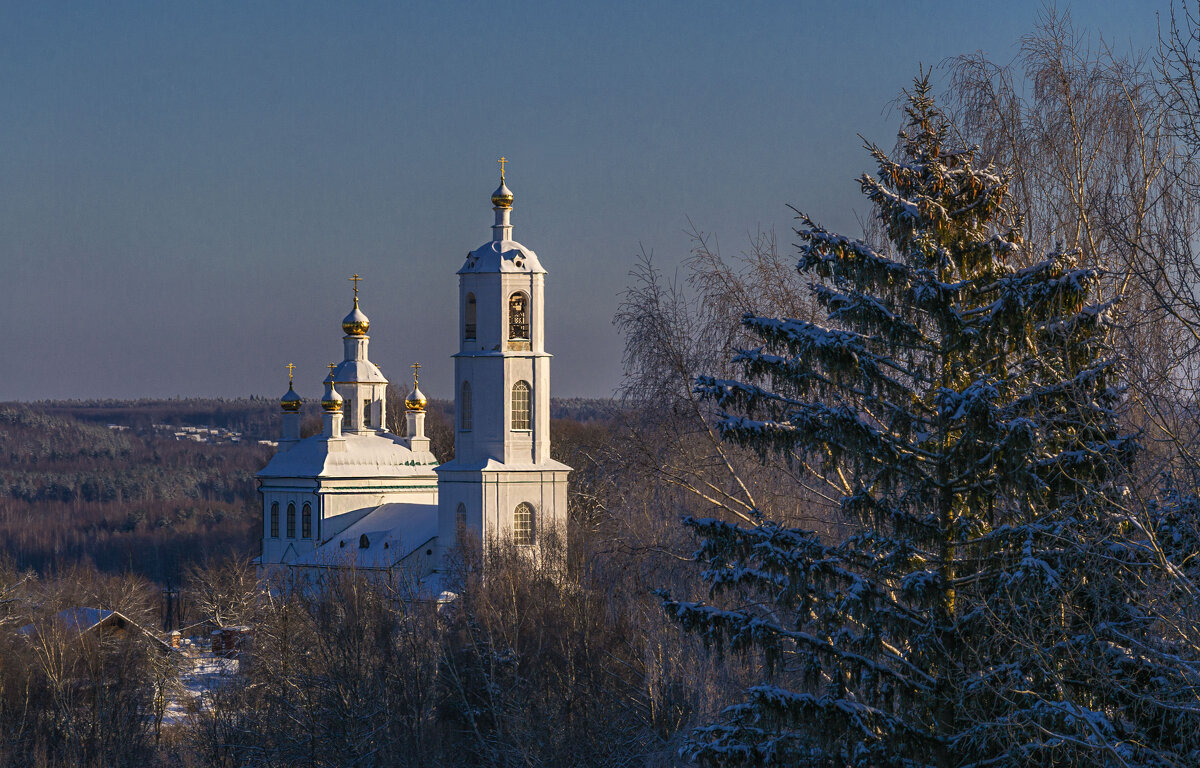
[0,1,1162,401]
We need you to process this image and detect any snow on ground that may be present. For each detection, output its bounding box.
[163,646,240,725]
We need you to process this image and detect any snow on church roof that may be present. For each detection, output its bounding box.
[332,359,387,383]
[289,502,438,570]
[460,239,545,274]
[257,432,437,479]
[436,456,572,473]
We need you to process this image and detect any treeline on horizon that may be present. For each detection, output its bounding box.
[14,395,616,436]
[0,394,617,584]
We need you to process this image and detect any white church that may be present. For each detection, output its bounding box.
[255,166,571,587]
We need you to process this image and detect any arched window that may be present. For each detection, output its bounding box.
[359,534,370,549]
[464,293,477,340]
[508,292,529,341]
[269,502,279,538]
[514,502,535,546]
[301,503,312,539]
[511,381,531,430]
[456,502,467,535]
[461,381,472,430]
[363,399,372,427]
[286,503,296,538]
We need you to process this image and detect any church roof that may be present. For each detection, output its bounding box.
[460,239,545,274]
[435,456,572,473]
[287,502,439,570]
[257,432,437,480]
[332,359,387,383]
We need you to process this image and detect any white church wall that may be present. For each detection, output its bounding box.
[260,487,321,563]
[532,275,546,353]
[436,470,568,550]
[534,355,551,464]
[261,475,438,565]
[461,274,500,351]
[501,355,537,465]
[454,355,511,462]
[481,471,569,550]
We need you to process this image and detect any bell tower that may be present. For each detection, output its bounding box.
[435,161,571,564]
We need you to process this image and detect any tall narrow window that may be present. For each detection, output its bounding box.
[513,502,535,546]
[508,292,529,341]
[464,293,477,340]
[456,502,467,535]
[301,503,312,539]
[511,381,531,430]
[270,502,279,538]
[286,503,296,538]
[460,381,472,430]
[363,399,372,427]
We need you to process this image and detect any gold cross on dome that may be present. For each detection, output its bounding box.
[328,363,337,376]
[498,156,507,182]
[349,273,362,299]
[285,363,296,384]
[411,361,421,385]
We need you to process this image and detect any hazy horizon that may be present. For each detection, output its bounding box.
[1,2,1158,402]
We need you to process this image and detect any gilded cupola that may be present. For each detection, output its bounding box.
[280,363,302,412]
[280,382,302,412]
[340,302,367,336]
[321,365,343,412]
[491,182,513,210]
[342,298,370,337]
[405,362,427,412]
[491,156,514,209]
[342,273,370,336]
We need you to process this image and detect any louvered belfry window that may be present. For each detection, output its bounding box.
[508,293,529,340]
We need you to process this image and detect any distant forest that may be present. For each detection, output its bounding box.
[0,393,616,584]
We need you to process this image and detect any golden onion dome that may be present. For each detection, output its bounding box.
[280,382,302,412]
[321,371,343,413]
[342,298,370,337]
[405,384,427,413]
[491,181,514,209]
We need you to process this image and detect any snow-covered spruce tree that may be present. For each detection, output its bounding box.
[664,77,1200,767]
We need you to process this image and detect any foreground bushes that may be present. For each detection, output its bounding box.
[185,541,728,768]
